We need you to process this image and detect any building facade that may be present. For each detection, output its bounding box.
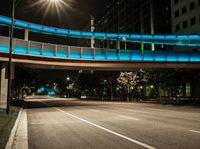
[171,0,200,51]
[79,0,172,51]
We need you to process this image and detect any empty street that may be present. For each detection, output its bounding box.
[20,97,200,149]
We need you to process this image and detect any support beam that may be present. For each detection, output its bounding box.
[116,39,120,49]
[24,28,29,41]
[0,63,8,108]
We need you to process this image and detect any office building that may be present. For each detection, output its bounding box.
[171,0,200,51]
[79,0,172,51]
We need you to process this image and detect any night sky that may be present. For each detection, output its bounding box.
[0,0,116,80]
[0,0,113,30]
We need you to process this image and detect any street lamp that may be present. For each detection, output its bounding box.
[6,0,65,114]
[7,0,16,114]
[66,77,70,81]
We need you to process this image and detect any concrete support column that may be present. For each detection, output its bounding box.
[0,63,8,108]
[116,39,120,49]
[24,28,29,41]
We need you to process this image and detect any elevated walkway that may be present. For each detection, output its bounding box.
[0,36,200,70]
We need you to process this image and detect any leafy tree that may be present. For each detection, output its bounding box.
[117,72,139,101]
[74,71,100,97]
[117,69,149,101]
[96,71,119,100]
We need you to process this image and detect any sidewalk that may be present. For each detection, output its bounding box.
[0,106,20,149]
[6,108,28,149]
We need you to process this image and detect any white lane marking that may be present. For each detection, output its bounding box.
[41,101,156,149]
[126,109,150,114]
[90,109,100,112]
[189,130,200,134]
[118,115,139,121]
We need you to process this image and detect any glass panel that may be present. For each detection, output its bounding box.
[119,50,131,61]
[82,47,94,59]
[70,46,81,59]
[131,50,143,61]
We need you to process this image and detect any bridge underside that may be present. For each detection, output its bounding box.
[0,53,200,70]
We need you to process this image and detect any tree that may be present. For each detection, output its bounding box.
[74,72,100,97]
[148,70,186,104]
[117,72,139,101]
[12,66,37,100]
[97,71,119,100]
[66,83,75,97]
[136,69,149,100]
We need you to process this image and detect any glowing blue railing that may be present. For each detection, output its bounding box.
[0,15,200,47]
[0,36,200,62]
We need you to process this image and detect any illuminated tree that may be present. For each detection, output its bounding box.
[117,72,139,101]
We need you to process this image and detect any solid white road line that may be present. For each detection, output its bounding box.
[41,101,157,149]
[189,130,200,134]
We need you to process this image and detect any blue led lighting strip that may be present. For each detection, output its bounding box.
[0,45,200,62]
[0,15,200,47]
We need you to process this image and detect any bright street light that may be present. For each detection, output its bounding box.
[49,0,62,3]
[66,77,70,81]
[6,0,68,114]
[28,0,73,19]
[150,85,154,89]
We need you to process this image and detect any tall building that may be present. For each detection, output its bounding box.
[171,0,200,51]
[79,0,172,51]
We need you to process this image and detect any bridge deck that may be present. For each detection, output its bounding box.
[0,36,200,70]
[0,36,200,63]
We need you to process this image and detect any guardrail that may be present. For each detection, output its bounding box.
[0,36,200,62]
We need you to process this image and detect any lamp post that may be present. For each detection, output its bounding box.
[6,0,65,114]
[7,0,16,114]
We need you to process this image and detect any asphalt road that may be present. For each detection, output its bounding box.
[24,97,200,149]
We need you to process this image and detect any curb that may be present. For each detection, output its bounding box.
[5,107,23,149]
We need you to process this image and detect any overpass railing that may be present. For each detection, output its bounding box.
[0,36,200,62]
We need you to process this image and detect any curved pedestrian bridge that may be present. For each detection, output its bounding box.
[0,36,200,70]
[0,15,200,47]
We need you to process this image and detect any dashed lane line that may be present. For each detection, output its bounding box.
[41,101,157,149]
[189,130,200,134]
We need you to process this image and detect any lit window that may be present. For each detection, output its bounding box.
[186,83,191,97]
[182,21,188,28]
[182,6,187,14]
[190,17,196,25]
[190,2,195,10]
